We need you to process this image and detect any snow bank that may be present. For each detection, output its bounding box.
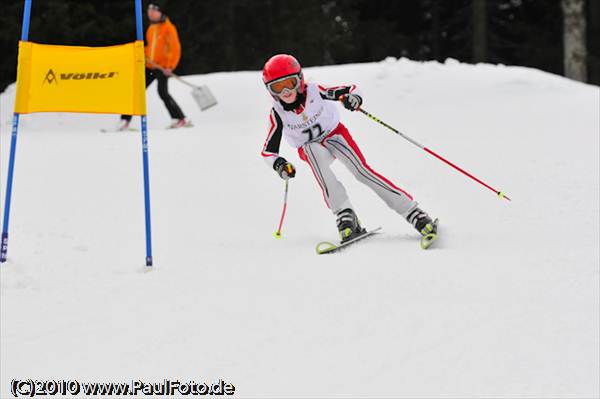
[1,58,599,397]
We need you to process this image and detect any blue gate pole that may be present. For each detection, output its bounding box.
[1,0,32,263]
[135,0,153,266]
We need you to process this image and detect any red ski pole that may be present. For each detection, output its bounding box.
[274,178,290,239]
[357,107,511,201]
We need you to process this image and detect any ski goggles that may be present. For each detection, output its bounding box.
[266,75,300,95]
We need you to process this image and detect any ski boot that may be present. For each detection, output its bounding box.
[406,207,438,249]
[336,208,366,243]
[167,118,193,129]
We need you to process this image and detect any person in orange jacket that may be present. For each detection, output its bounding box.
[119,2,188,130]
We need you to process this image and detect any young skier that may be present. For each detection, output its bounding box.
[117,1,189,130]
[260,54,438,246]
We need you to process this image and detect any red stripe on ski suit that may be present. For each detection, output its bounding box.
[326,123,413,200]
[298,123,413,208]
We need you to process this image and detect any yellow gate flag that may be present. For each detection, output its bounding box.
[14,41,146,115]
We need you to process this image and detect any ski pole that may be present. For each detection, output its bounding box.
[355,106,511,201]
[274,179,290,239]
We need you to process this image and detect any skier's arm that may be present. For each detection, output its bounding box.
[261,109,296,179]
[319,84,363,111]
[261,108,284,169]
[318,84,362,101]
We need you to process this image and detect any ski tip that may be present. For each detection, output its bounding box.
[420,233,438,250]
[316,241,336,254]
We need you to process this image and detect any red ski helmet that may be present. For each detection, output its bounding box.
[262,54,305,95]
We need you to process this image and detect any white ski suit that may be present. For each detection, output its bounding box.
[261,83,418,217]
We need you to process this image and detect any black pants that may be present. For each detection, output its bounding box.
[122,68,185,122]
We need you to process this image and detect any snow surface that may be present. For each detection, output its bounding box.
[1,58,599,398]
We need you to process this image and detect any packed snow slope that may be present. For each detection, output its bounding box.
[1,58,599,398]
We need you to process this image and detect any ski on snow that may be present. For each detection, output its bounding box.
[316,227,382,254]
[100,120,193,133]
[315,218,439,254]
[100,127,139,133]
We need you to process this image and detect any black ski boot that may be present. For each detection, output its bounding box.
[336,208,366,243]
[406,207,439,249]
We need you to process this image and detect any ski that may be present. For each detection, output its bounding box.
[100,127,138,133]
[420,218,439,249]
[316,227,382,254]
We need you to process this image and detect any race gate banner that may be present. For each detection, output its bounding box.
[14,40,146,115]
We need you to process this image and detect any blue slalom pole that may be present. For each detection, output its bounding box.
[135,0,153,266]
[140,116,153,267]
[1,117,22,263]
[135,0,144,40]
[20,0,32,41]
[1,0,32,263]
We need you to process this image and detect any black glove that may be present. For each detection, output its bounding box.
[273,157,296,180]
[341,93,362,111]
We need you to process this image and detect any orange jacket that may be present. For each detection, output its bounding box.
[145,17,181,70]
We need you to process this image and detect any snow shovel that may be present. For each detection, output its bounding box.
[172,74,218,111]
[148,61,218,111]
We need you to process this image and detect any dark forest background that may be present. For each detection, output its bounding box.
[0,0,599,93]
